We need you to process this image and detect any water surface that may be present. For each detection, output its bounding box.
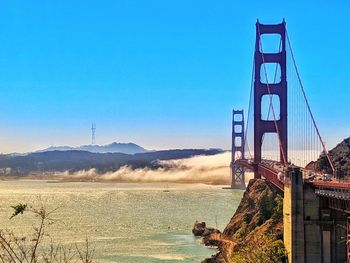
[0,180,243,262]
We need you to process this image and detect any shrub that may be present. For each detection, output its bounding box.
[258,191,273,225]
[230,234,287,263]
[272,195,283,222]
[0,202,94,263]
[243,213,253,224]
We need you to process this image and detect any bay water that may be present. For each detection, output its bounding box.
[0,180,243,262]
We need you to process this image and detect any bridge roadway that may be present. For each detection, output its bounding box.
[234,158,350,193]
[235,158,284,191]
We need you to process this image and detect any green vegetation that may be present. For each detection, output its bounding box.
[272,195,283,222]
[258,191,273,225]
[258,192,283,225]
[230,234,287,263]
[236,222,248,241]
[0,202,94,263]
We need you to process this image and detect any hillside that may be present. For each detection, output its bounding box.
[203,179,285,263]
[307,136,350,175]
[0,149,223,176]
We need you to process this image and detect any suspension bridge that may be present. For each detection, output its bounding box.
[230,20,350,263]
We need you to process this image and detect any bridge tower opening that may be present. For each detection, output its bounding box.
[230,109,246,189]
[254,20,288,178]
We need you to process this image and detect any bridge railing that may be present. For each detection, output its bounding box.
[257,164,285,191]
[315,189,350,200]
[313,181,350,190]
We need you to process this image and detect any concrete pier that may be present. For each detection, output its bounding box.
[283,167,348,262]
[284,167,305,263]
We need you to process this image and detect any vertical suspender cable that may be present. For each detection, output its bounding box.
[286,29,335,174]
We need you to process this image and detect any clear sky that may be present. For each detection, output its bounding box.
[0,0,349,153]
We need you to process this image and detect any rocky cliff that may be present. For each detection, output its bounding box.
[203,179,285,263]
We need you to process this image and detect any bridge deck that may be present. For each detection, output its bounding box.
[235,159,284,191]
[234,158,350,193]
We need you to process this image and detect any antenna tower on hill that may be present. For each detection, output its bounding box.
[91,123,96,145]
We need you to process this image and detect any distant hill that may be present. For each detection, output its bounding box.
[0,148,223,176]
[39,142,148,154]
[307,136,350,176]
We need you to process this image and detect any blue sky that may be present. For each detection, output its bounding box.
[0,0,349,153]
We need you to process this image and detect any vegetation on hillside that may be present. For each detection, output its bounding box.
[230,234,286,263]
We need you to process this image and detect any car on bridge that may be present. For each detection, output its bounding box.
[322,174,333,182]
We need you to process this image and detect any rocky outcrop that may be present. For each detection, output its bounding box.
[192,221,207,236]
[192,221,221,246]
[202,179,284,263]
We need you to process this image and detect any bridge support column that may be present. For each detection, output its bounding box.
[348,217,350,263]
[284,167,305,263]
[230,109,246,189]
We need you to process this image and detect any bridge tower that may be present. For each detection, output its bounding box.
[254,20,288,178]
[230,109,246,189]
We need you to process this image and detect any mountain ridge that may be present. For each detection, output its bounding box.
[38,142,148,155]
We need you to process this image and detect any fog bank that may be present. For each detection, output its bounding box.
[58,152,231,185]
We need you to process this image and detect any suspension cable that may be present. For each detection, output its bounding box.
[257,24,288,168]
[285,28,335,175]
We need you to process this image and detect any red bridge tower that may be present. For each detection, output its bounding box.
[254,20,288,178]
[230,109,246,189]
